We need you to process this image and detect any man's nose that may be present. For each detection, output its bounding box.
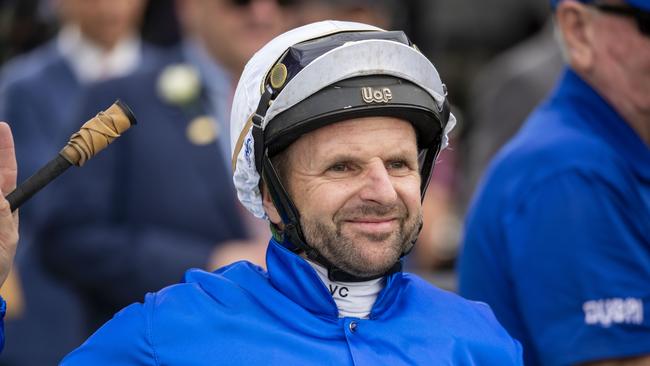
[358,161,398,205]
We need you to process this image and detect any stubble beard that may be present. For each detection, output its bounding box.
[301,203,423,278]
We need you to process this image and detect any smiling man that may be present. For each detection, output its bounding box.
[60,21,522,365]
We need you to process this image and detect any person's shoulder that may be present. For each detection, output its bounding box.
[403,273,508,326]
[402,274,522,358]
[463,96,627,231]
[523,93,619,155]
[1,41,63,89]
[405,274,482,304]
[486,100,623,191]
[121,262,269,344]
[1,41,59,76]
[145,262,268,311]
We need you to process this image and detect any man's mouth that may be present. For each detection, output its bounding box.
[343,217,399,233]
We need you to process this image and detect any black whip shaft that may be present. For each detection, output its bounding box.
[6,155,71,212]
[3,100,137,212]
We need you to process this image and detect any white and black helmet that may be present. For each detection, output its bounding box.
[230,21,456,280]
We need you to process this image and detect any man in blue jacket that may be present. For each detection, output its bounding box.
[459,0,650,365]
[60,21,523,365]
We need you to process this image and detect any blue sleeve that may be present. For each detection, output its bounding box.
[505,171,650,365]
[60,294,158,365]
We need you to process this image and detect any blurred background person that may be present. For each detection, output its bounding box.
[459,0,650,364]
[34,0,300,349]
[0,0,158,364]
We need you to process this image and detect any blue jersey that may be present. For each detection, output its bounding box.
[459,69,650,366]
[62,239,522,365]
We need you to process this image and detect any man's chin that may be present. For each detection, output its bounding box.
[338,259,398,279]
[336,248,402,278]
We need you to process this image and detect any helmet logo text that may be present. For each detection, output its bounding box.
[361,87,392,104]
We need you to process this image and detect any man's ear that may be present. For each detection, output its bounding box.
[556,1,596,73]
[261,182,283,226]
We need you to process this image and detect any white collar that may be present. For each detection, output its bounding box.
[308,260,384,319]
[57,25,142,84]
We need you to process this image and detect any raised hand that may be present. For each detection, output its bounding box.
[0,122,19,288]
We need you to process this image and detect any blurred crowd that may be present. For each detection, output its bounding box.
[0,0,558,364]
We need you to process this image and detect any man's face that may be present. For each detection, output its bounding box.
[59,0,147,49]
[181,0,299,75]
[279,116,423,278]
[587,1,650,114]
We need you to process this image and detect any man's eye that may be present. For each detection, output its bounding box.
[329,163,348,172]
[388,161,407,170]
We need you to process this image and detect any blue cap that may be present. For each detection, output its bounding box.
[551,0,650,11]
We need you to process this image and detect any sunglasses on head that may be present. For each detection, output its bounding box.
[589,2,650,36]
[229,0,298,7]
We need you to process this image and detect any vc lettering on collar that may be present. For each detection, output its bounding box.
[329,284,349,298]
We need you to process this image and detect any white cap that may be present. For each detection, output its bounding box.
[230,20,456,219]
